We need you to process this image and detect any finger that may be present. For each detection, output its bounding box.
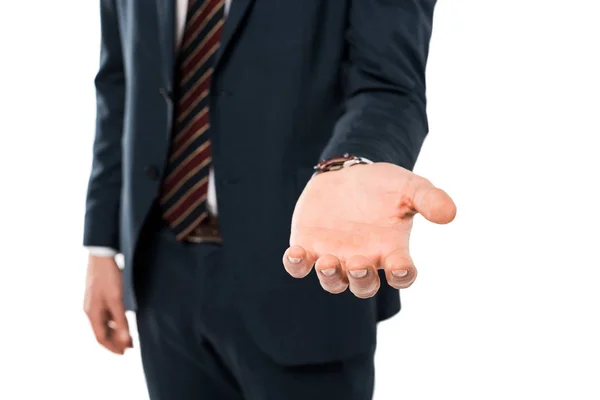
[315,254,347,294]
[86,303,121,354]
[345,255,380,299]
[410,177,457,224]
[283,245,317,278]
[383,249,418,289]
[107,298,133,353]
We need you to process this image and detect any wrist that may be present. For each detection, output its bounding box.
[313,154,373,177]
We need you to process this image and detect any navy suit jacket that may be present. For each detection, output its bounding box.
[84,0,435,365]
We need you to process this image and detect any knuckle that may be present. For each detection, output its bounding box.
[83,302,97,316]
[107,293,123,303]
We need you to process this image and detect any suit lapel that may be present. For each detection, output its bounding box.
[154,0,175,86]
[153,0,253,82]
[214,0,255,71]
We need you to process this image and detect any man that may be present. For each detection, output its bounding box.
[83,0,456,399]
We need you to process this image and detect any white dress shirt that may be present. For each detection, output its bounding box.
[88,0,232,257]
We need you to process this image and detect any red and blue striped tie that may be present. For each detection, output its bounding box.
[160,0,225,241]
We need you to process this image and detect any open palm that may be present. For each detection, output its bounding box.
[283,163,456,298]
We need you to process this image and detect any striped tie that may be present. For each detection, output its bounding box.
[160,0,225,241]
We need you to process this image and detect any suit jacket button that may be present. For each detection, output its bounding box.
[145,165,160,180]
[159,88,172,103]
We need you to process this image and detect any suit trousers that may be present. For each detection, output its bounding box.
[133,214,376,400]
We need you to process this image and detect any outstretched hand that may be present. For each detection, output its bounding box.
[283,162,456,298]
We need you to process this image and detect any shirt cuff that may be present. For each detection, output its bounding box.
[86,246,118,258]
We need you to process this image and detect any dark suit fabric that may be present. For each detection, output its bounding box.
[84,0,435,396]
[135,213,375,400]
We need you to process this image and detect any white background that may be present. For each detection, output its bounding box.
[0,0,599,399]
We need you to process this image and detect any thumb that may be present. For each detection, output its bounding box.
[107,299,133,348]
[410,177,457,224]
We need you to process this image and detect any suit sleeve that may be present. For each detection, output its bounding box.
[83,0,125,250]
[320,0,436,170]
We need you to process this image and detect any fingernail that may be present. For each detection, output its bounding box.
[288,257,302,264]
[320,268,336,277]
[349,269,368,278]
[392,269,408,277]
